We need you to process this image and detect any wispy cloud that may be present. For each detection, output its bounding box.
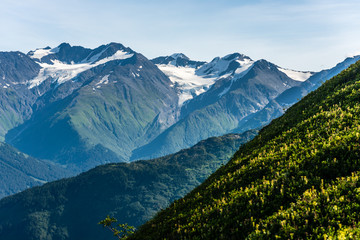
[0,0,359,71]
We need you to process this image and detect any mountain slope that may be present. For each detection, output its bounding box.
[0,142,70,199]
[132,57,301,160]
[131,60,360,239]
[234,55,360,133]
[5,43,179,171]
[0,131,256,240]
[0,52,40,140]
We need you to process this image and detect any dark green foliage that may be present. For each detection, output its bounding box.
[0,142,70,198]
[99,216,135,239]
[0,132,255,240]
[130,61,360,239]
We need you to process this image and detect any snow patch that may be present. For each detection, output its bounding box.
[196,57,230,76]
[96,50,133,65]
[85,49,132,64]
[84,48,108,63]
[278,68,313,82]
[158,54,255,104]
[234,61,254,76]
[197,55,253,78]
[218,63,254,98]
[28,51,133,88]
[29,60,95,88]
[29,176,47,184]
[131,72,139,78]
[29,47,59,61]
[96,75,109,86]
[218,83,232,98]
[157,64,216,106]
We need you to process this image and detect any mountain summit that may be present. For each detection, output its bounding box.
[4,43,179,172]
[132,55,301,160]
[151,53,205,68]
[131,58,360,240]
[1,42,358,173]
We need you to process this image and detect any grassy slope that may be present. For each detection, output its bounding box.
[131,61,360,239]
[0,132,256,240]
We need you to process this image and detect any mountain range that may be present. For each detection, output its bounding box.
[2,43,356,170]
[0,131,256,240]
[0,42,359,239]
[0,142,70,199]
[0,42,358,196]
[4,43,178,172]
[131,56,360,239]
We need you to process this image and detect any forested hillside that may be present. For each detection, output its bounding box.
[131,61,360,239]
[0,142,70,198]
[0,131,256,240]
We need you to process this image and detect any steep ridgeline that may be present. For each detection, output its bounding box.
[4,43,178,172]
[0,142,70,199]
[1,44,356,173]
[0,131,256,240]
[131,60,360,239]
[132,53,309,160]
[234,55,360,133]
[0,52,40,140]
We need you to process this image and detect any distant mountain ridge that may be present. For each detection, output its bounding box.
[0,52,40,140]
[0,42,358,173]
[130,56,360,240]
[0,142,70,199]
[131,55,316,160]
[5,43,179,172]
[151,53,206,68]
[233,55,360,134]
[0,131,257,240]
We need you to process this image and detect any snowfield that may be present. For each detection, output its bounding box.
[28,50,133,88]
[156,64,216,106]
[278,68,313,82]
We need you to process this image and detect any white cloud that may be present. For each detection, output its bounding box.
[0,0,359,71]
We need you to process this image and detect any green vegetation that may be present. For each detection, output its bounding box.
[99,216,135,239]
[0,132,255,240]
[130,61,360,239]
[133,60,301,160]
[0,142,70,198]
[6,54,179,170]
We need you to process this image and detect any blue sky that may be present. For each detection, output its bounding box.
[0,0,360,71]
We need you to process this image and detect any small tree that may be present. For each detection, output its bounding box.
[99,216,135,239]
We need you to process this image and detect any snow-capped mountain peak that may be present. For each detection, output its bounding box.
[27,43,134,89]
[223,52,251,61]
[152,53,204,68]
[196,52,254,78]
[153,52,256,106]
[170,53,190,61]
